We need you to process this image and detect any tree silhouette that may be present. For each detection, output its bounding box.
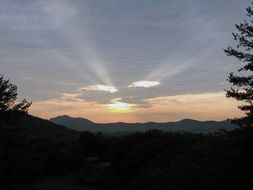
[0,74,31,189]
[224,4,253,127]
[0,74,31,125]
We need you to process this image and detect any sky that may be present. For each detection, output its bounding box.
[0,0,251,123]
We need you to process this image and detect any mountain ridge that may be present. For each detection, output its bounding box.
[49,115,237,133]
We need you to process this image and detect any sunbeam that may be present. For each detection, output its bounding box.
[38,0,114,86]
[146,57,192,82]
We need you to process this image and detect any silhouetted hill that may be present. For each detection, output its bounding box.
[50,116,237,133]
[50,115,95,131]
[16,115,80,141]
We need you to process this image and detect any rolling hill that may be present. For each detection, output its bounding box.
[50,115,237,133]
[15,114,80,142]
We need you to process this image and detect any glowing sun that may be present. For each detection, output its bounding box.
[106,99,135,113]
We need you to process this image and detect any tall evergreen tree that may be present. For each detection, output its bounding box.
[225,4,253,127]
[0,74,31,124]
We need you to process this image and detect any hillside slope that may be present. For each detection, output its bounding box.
[16,115,80,142]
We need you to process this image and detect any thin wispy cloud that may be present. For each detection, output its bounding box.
[129,81,160,88]
[83,85,118,93]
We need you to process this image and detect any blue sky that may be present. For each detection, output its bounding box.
[0,0,250,122]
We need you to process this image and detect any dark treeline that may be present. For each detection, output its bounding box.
[1,125,253,190]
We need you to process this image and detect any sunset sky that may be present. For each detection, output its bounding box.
[0,0,250,122]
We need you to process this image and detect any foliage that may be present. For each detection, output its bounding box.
[0,74,31,189]
[0,74,31,124]
[225,4,253,127]
[1,121,253,189]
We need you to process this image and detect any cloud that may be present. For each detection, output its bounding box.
[143,92,240,116]
[61,92,82,101]
[30,96,139,122]
[129,80,160,88]
[30,91,243,123]
[135,91,243,122]
[82,85,118,93]
[106,98,136,112]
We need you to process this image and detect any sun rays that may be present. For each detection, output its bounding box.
[37,0,188,112]
[35,0,206,119]
[39,0,114,87]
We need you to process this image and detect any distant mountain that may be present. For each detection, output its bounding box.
[50,115,95,131]
[16,115,80,141]
[49,115,237,133]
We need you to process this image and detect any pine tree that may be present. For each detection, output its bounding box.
[0,74,31,124]
[224,4,253,127]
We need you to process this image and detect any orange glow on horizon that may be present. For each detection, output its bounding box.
[29,92,244,123]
